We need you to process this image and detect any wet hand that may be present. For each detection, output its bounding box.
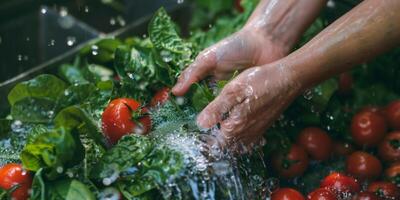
[172,28,289,96]
[197,63,302,145]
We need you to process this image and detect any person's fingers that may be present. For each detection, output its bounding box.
[219,98,252,138]
[172,49,217,96]
[196,84,245,128]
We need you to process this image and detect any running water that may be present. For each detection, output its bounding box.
[149,102,273,200]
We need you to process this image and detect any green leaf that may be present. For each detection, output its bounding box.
[80,38,122,64]
[11,97,56,123]
[59,64,88,84]
[191,83,215,112]
[29,169,46,200]
[91,134,153,180]
[57,83,97,108]
[54,106,107,147]
[49,179,95,200]
[149,7,193,69]
[20,127,79,179]
[8,74,67,106]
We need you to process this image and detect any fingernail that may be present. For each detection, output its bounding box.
[196,113,207,128]
[172,83,182,93]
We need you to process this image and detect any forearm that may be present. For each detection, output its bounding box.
[244,0,327,52]
[285,0,400,89]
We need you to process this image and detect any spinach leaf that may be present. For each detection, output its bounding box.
[80,38,122,64]
[91,134,153,181]
[48,179,95,200]
[8,74,67,106]
[11,97,56,123]
[149,8,193,69]
[59,64,88,85]
[191,83,215,112]
[54,106,107,147]
[20,127,82,179]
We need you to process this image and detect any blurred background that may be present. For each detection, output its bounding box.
[0,0,184,83]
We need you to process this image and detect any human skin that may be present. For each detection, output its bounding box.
[172,0,327,96]
[193,0,400,146]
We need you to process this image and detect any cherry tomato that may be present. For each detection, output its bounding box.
[338,72,353,95]
[271,188,305,200]
[307,188,336,200]
[102,98,151,145]
[367,181,400,199]
[0,163,32,200]
[351,110,387,147]
[351,192,380,200]
[297,127,333,161]
[333,141,354,156]
[378,131,400,162]
[272,144,309,178]
[385,162,400,186]
[346,151,382,180]
[150,87,170,107]
[320,172,361,194]
[234,0,244,13]
[385,100,400,130]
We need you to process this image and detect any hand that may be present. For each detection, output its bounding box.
[197,62,302,145]
[172,28,289,96]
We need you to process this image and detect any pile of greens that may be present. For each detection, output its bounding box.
[1,0,400,199]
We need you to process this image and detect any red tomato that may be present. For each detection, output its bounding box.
[333,141,354,156]
[271,188,305,200]
[0,163,32,200]
[385,100,400,130]
[150,87,170,107]
[307,188,336,200]
[320,172,361,194]
[378,131,400,162]
[272,144,309,178]
[351,192,380,200]
[297,127,333,160]
[367,181,400,199]
[346,151,382,180]
[338,72,353,95]
[385,162,400,186]
[102,98,151,145]
[351,110,387,147]
[234,0,244,13]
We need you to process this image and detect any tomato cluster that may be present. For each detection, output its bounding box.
[269,99,400,200]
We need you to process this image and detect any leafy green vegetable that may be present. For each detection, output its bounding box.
[8,74,67,106]
[20,127,83,179]
[149,8,193,69]
[80,38,122,64]
[48,179,95,200]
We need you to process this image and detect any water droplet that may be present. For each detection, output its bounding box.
[17,55,22,61]
[160,50,172,63]
[91,45,99,56]
[327,0,335,8]
[26,37,30,42]
[109,17,116,26]
[176,97,185,105]
[134,126,145,135]
[66,36,76,46]
[208,24,213,28]
[177,0,184,4]
[41,8,47,14]
[59,7,68,17]
[116,16,126,26]
[56,166,63,173]
[84,6,89,13]
[48,39,55,46]
[98,187,120,200]
[303,89,313,100]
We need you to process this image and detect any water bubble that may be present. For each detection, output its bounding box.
[56,166,63,173]
[176,97,185,105]
[48,39,55,46]
[109,17,116,26]
[303,89,313,100]
[160,50,172,63]
[40,8,47,14]
[98,187,120,200]
[116,16,126,26]
[59,7,68,17]
[91,45,99,56]
[66,36,76,46]
[327,0,335,8]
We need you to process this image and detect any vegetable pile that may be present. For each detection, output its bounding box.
[0,0,400,199]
